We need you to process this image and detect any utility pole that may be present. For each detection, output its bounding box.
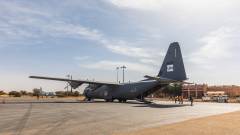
[120,65,126,83]
[116,67,119,83]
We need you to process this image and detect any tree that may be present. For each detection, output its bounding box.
[0,91,6,95]
[155,84,182,97]
[33,88,41,96]
[20,90,28,95]
[8,91,21,97]
[27,92,33,96]
[73,91,80,97]
[168,84,182,96]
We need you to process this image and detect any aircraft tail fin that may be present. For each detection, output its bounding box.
[158,42,187,81]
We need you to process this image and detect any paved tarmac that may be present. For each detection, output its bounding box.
[1,100,240,135]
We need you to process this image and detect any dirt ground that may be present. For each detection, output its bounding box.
[117,111,240,135]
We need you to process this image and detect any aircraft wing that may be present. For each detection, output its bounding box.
[29,76,121,88]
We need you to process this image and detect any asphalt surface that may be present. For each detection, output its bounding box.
[1,100,240,135]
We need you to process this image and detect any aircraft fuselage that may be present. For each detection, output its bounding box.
[83,80,164,101]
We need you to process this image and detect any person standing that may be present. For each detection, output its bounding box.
[189,95,193,106]
[175,96,178,103]
[180,96,183,104]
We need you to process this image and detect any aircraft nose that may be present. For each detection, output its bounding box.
[83,89,91,97]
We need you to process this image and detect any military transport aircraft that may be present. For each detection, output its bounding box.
[30,42,187,103]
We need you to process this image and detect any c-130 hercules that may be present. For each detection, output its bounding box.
[30,42,187,103]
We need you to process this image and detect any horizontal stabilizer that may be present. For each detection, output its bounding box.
[144,75,192,85]
[144,75,160,80]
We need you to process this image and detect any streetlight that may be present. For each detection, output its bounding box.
[116,67,120,83]
[120,65,126,83]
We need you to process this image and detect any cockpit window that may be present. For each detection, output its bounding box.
[87,84,101,91]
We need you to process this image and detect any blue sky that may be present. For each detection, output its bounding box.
[0,0,240,91]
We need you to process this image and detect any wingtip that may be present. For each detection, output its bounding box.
[29,76,38,78]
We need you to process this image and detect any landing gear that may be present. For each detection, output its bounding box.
[84,97,93,102]
[105,99,114,102]
[118,98,127,103]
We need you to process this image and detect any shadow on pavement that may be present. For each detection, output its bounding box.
[132,103,190,108]
[0,100,190,108]
[0,100,144,105]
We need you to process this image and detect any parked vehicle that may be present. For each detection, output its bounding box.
[202,96,211,102]
[236,96,240,103]
[217,95,228,103]
[202,95,228,103]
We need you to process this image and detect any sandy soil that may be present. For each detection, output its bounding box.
[117,111,240,135]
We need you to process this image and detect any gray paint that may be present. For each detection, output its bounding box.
[158,42,187,80]
[30,42,187,102]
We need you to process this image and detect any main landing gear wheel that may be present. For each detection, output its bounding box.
[118,99,127,103]
[105,99,113,102]
[84,98,93,102]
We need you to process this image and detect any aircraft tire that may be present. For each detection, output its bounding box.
[122,99,127,103]
[105,99,113,102]
[118,99,122,102]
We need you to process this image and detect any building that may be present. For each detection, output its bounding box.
[182,84,240,98]
[182,84,208,98]
[208,85,240,97]
[151,84,240,99]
